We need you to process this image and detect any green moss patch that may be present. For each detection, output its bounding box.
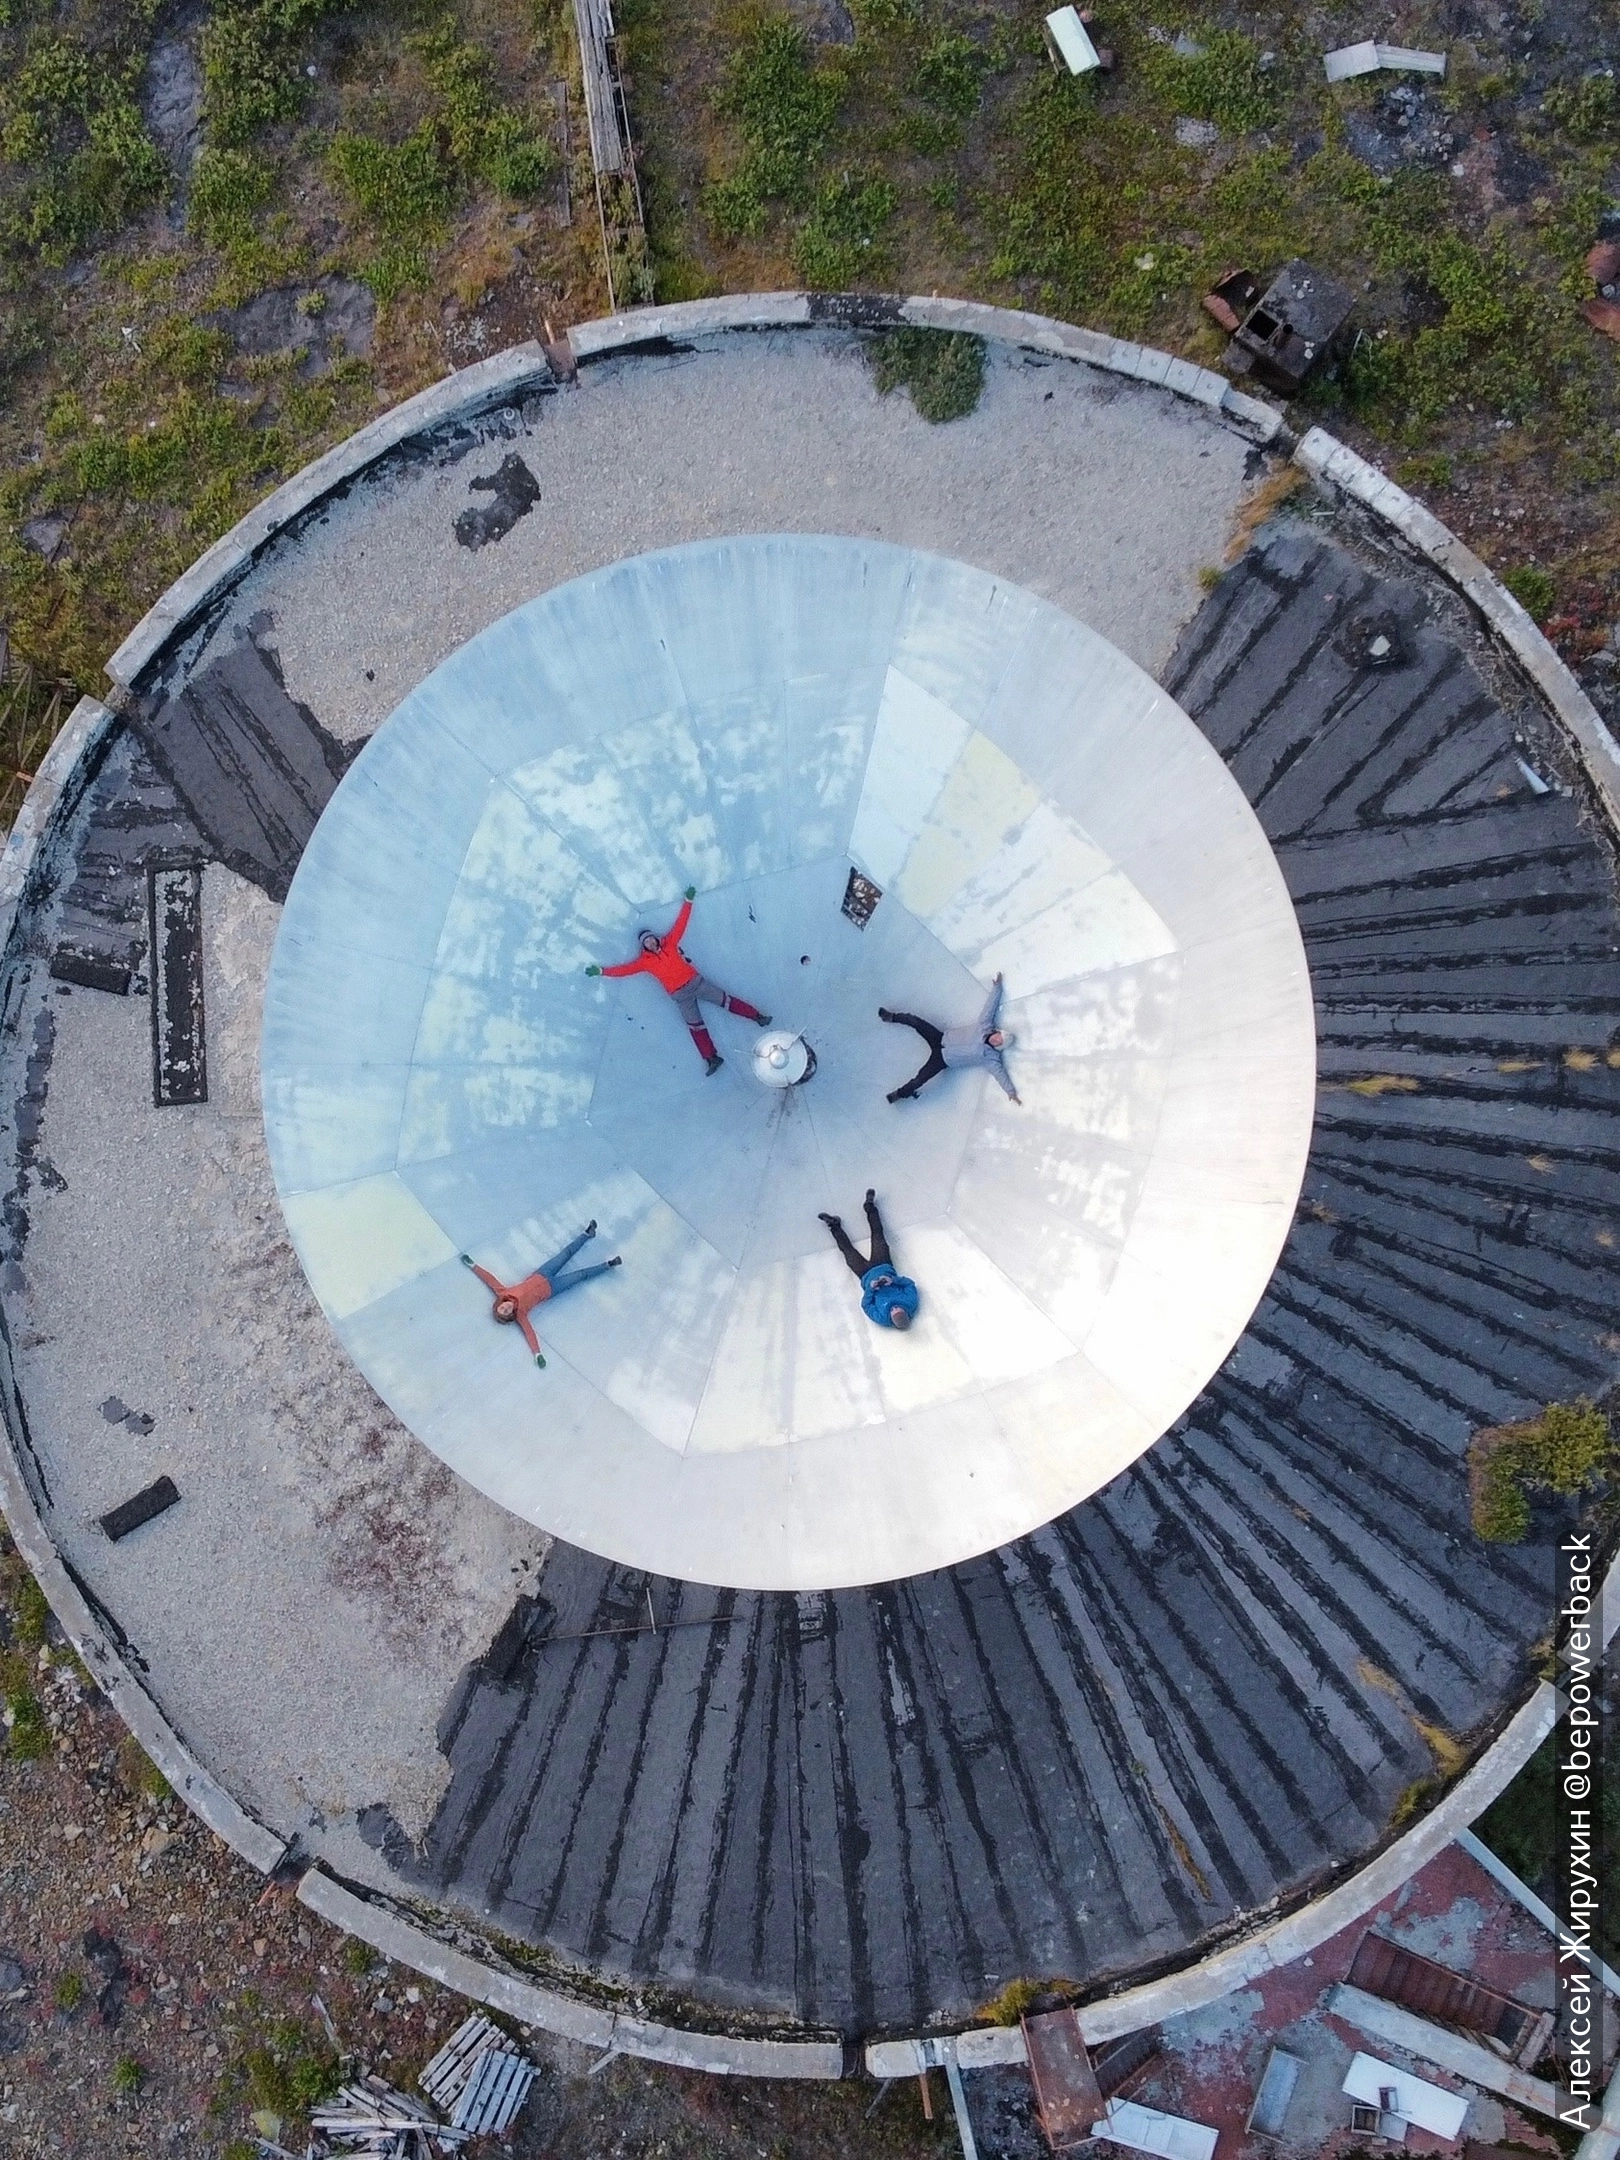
[1469,1398,1613,1543]
[868,324,984,420]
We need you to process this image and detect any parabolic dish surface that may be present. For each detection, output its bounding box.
[261,536,1316,1588]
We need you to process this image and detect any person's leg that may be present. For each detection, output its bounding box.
[537,1224,595,1280]
[862,1189,892,1270]
[694,975,769,1025]
[887,1047,947,1102]
[547,1257,622,1294]
[817,1212,870,1278]
[879,1010,943,1050]
[880,1012,945,1101]
[672,982,721,1067]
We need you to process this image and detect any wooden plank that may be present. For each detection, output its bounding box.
[1022,2009,1104,2148]
[573,0,627,174]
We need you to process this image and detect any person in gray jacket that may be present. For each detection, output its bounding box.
[879,973,1021,1104]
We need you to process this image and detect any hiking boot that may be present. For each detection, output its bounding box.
[584,1219,597,1236]
[705,1053,724,1076]
[608,1255,623,1268]
[818,1212,841,1228]
[755,1011,773,1027]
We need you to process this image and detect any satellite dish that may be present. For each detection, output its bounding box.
[261,536,1314,1590]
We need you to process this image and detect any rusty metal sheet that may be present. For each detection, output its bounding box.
[1022,2010,1104,2149]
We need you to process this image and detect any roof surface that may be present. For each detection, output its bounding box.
[2,320,1613,2042]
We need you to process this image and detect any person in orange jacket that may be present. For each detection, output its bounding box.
[587,887,771,1074]
[462,1221,621,1369]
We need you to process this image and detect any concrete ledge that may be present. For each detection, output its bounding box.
[0,697,116,944]
[296,1869,844,2076]
[1294,427,1620,835]
[105,344,554,693]
[868,2027,1029,2077]
[569,292,812,359]
[561,292,1286,444]
[897,294,1283,440]
[1327,1982,1560,2119]
[0,1426,287,1875]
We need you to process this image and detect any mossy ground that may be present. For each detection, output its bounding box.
[1,0,1617,792]
[624,0,1619,637]
[0,0,607,766]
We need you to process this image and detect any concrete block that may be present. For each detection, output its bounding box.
[295,1870,619,2047]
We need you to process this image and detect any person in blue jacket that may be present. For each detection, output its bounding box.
[817,1189,920,1331]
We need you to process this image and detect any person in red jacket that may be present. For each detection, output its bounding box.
[461,1220,621,1369]
[587,887,771,1074]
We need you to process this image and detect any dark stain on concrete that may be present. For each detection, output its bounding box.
[454,453,541,551]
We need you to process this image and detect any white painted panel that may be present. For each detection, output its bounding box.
[263,1065,409,1195]
[396,1062,593,1164]
[686,1260,796,1454]
[893,729,1043,921]
[282,1172,458,1320]
[1341,2055,1469,2142]
[924,799,1114,960]
[506,730,692,909]
[513,1181,735,1454]
[601,711,730,892]
[457,783,637,973]
[790,1251,888,1440]
[848,668,971,887]
[890,553,1043,725]
[887,1218,1075,1385]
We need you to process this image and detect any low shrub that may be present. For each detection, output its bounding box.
[868,326,985,422]
[710,19,843,222]
[1503,565,1556,620]
[909,32,982,120]
[12,1573,49,1646]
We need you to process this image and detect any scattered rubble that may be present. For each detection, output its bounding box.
[1323,40,1447,83]
[1208,260,1355,391]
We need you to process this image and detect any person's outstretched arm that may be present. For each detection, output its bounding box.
[668,891,694,944]
[988,1055,1020,1102]
[594,952,644,979]
[515,1312,544,1362]
[977,974,1004,1031]
[463,1256,508,1297]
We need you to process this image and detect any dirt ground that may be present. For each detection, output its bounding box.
[0,1532,959,2159]
[8,1531,1612,2157]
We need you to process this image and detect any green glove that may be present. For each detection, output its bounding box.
[585,964,602,976]
[684,885,696,900]
[460,1253,473,1267]
[535,1352,547,1368]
